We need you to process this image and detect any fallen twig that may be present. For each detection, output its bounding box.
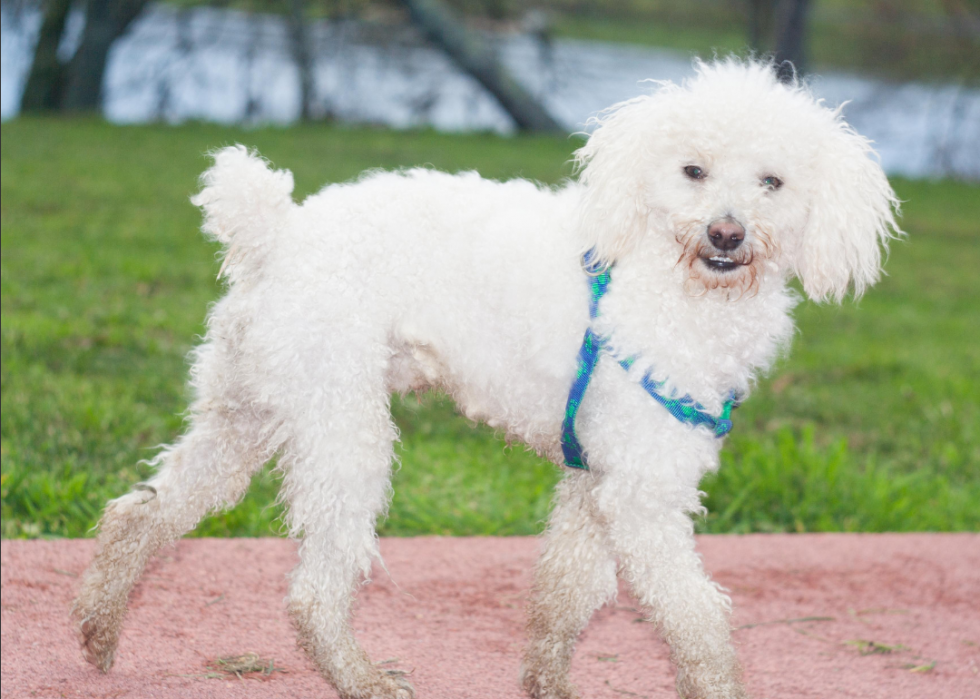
[906,661,936,673]
[738,615,835,630]
[605,679,647,697]
[207,653,286,679]
[844,639,908,656]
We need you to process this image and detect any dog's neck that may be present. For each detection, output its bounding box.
[590,236,798,412]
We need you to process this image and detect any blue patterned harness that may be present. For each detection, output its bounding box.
[560,251,740,470]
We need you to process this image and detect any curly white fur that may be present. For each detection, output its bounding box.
[75,59,900,699]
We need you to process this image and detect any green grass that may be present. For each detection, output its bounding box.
[1,118,977,539]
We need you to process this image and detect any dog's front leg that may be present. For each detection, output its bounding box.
[522,470,618,699]
[597,474,747,699]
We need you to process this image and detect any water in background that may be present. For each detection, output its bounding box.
[3,4,978,180]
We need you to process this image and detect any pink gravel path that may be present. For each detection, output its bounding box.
[2,535,978,698]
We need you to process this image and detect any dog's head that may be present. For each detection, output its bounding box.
[575,59,901,302]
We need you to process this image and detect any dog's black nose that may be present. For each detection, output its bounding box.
[708,219,745,251]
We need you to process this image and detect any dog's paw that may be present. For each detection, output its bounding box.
[521,669,581,699]
[382,668,415,699]
[332,663,414,699]
[676,666,749,699]
[76,613,119,673]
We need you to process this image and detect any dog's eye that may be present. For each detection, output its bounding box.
[684,165,706,181]
[762,175,783,190]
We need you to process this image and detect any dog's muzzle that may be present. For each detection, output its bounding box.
[701,218,747,272]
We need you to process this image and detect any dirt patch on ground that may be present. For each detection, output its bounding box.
[2,534,978,698]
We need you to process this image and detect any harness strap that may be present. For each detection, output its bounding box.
[560,328,604,469]
[560,250,609,469]
[560,251,739,471]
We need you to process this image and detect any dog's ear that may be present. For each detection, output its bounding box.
[795,122,902,303]
[574,95,661,265]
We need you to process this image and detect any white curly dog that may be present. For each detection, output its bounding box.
[75,60,899,699]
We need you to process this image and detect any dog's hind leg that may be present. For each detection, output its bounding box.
[73,384,272,672]
[522,471,618,699]
[280,358,411,699]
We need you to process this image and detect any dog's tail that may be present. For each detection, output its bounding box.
[191,145,294,279]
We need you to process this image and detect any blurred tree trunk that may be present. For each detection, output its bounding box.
[746,0,775,53]
[401,0,562,133]
[20,0,73,111]
[61,0,150,112]
[746,0,811,82]
[774,0,811,82]
[288,0,316,120]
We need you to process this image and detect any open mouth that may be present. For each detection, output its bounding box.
[702,255,741,272]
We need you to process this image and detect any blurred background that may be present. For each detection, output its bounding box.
[3,0,979,177]
[1,0,978,539]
